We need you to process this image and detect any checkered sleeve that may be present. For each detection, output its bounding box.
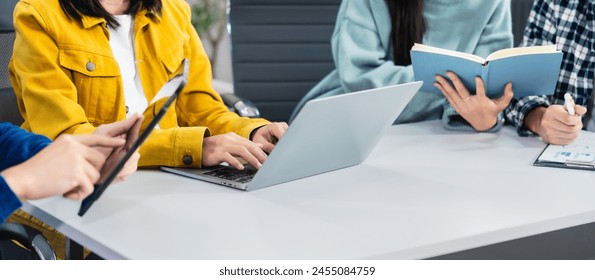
[505,95,550,136]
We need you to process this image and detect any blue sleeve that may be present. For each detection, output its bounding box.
[0,122,49,222]
[473,0,514,58]
[332,0,415,93]
[442,105,504,133]
[0,175,22,222]
[0,122,51,171]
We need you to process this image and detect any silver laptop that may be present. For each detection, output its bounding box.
[161,81,422,191]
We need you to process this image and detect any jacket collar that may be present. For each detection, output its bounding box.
[80,8,161,29]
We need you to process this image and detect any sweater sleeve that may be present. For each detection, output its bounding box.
[0,123,51,170]
[0,176,21,222]
[474,0,514,58]
[332,0,415,93]
[0,122,50,222]
[442,105,505,133]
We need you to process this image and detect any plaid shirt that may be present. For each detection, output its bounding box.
[504,0,595,135]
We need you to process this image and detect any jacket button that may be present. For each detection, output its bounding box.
[86,61,96,72]
[182,155,193,165]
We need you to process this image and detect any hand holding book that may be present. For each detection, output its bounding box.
[434,72,513,131]
[410,43,562,98]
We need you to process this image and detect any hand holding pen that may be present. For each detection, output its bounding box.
[524,92,587,145]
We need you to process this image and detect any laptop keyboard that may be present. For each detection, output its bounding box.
[203,165,257,183]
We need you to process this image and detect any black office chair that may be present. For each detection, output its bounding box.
[228,0,341,122]
[0,30,23,125]
[511,0,534,46]
[0,223,56,260]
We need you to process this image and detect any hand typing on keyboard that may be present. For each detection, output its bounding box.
[250,122,288,153]
[202,132,268,170]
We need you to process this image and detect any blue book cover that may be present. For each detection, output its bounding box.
[410,43,562,99]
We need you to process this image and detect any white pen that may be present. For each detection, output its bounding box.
[564,93,575,115]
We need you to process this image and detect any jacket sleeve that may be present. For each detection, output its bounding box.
[175,12,270,137]
[10,2,97,139]
[504,0,553,136]
[140,2,269,167]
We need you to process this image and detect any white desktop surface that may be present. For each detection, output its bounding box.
[23,120,595,259]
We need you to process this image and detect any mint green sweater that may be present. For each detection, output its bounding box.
[290,0,513,131]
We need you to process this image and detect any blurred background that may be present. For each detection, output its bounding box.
[186,0,233,85]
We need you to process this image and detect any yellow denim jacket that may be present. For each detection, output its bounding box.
[9,0,270,167]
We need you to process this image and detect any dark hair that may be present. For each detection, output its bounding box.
[385,0,426,66]
[58,0,162,29]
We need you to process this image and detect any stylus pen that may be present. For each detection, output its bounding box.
[564,93,575,115]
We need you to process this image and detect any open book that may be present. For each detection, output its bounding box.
[534,130,595,171]
[410,43,563,98]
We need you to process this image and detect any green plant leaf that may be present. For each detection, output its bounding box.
[191,1,220,36]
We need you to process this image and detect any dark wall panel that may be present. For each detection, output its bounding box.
[229,0,341,122]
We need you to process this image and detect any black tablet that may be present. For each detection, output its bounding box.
[78,60,188,216]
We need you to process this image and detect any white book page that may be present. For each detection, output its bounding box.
[486,45,559,61]
[538,131,595,164]
[411,43,485,64]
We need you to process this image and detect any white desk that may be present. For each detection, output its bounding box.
[23,120,595,259]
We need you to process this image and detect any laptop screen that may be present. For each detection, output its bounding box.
[78,60,189,216]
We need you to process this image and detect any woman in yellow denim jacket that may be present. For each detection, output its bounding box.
[9,0,287,170]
